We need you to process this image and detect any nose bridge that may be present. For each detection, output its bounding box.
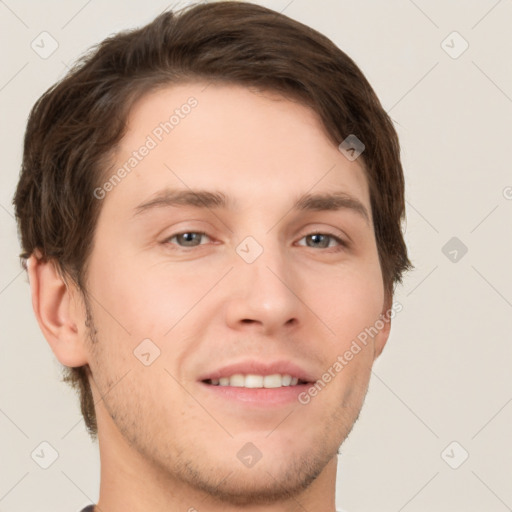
[239,232,290,294]
[224,230,301,331]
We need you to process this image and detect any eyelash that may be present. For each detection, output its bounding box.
[163,231,349,252]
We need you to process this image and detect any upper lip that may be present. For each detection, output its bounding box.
[198,360,317,383]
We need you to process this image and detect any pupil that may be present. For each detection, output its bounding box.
[310,234,327,247]
[181,233,199,245]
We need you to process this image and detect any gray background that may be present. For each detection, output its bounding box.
[1,1,511,511]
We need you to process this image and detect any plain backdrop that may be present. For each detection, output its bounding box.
[1,1,511,511]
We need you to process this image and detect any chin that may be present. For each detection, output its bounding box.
[178,448,332,506]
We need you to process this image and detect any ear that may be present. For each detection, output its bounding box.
[373,293,394,361]
[27,252,89,367]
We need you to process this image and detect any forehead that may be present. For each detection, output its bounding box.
[104,82,371,216]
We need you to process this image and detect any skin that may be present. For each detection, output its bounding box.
[28,82,392,512]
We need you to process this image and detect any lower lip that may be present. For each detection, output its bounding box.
[198,381,312,407]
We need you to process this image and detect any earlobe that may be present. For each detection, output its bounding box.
[27,253,89,368]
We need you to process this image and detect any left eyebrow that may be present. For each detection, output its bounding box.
[294,191,370,226]
[132,188,370,225]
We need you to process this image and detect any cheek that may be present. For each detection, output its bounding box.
[86,248,202,337]
[311,262,384,345]
[311,263,383,402]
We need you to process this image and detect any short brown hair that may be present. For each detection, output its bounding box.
[13,1,413,440]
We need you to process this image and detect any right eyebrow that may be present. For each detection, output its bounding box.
[133,189,233,217]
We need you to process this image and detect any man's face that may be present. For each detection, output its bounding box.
[82,82,390,504]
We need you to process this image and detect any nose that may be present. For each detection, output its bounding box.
[223,239,303,335]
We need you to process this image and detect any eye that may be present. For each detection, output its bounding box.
[164,231,211,248]
[162,231,348,251]
[296,232,347,251]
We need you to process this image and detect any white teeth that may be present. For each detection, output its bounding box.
[229,374,245,387]
[281,374,292,386]
[263,374,282,388]
[208,373,304,388]
[245,374,264,388]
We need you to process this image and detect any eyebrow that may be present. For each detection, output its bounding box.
[133,188,370,225]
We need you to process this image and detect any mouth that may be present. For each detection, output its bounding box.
[197,360,316,407]
[202,374,312,388]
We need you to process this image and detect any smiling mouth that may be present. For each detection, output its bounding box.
[202,373,311,388]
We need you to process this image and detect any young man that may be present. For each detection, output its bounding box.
[13,2,413,511]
